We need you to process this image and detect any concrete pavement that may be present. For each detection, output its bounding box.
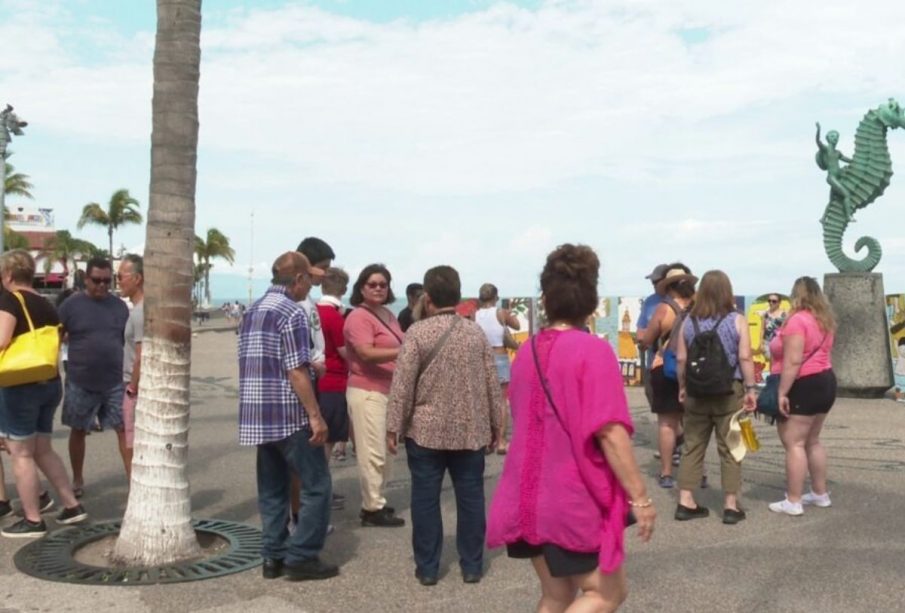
[1,330,903,612]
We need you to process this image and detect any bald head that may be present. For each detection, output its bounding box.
[272,251,311,285]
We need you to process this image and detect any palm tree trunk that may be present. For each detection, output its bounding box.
[204,261,211,306]
[113,0,202,566]
[108,226,115,288]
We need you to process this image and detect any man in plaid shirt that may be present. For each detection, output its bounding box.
[238,251,337,581]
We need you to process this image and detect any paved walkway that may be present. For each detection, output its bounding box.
[1,330,903,612]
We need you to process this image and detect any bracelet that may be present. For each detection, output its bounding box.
[629,497,653,508]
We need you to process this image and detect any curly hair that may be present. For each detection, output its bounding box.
[540,244,599,324]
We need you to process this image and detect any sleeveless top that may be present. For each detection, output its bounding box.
[475,307,505,348]
[682,313,742,380]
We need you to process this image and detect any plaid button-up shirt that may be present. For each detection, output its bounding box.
[238,286,310,446]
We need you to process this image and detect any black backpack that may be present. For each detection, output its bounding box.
[685,314,735,397]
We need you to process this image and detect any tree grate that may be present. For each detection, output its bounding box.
[13,519,262,585]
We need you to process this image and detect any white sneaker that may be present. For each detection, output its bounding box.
[801,491,832,507]
[769,498,804,516]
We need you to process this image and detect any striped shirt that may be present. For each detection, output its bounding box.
[238,286,310,446]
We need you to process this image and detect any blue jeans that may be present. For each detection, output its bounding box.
[256,428,332,564]
[0,378,62,440]
[405,438,486,577]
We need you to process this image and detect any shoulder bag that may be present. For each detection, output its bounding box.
[0,292,61,387]
[360,306,404,344]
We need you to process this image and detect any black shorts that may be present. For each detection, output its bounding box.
[650,366,682,414]
[319,391,350,443]
[788,369,836,416]
[507,541,598,578]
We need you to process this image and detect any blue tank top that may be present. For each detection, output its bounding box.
[682,313,741,380]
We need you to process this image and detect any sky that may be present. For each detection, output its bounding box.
[3,0,905,300]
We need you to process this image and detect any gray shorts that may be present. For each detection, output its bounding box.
[62,379,125,431]
[494,354,511,384]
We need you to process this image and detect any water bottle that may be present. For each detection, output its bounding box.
[739,415,760,452]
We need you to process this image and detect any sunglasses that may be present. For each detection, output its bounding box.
[768,299,779,304]
[89,277,112,285]
[366,281,388,290]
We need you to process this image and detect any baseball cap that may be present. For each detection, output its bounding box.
[645,264,670,283]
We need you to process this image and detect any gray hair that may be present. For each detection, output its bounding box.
[122,253,143,277]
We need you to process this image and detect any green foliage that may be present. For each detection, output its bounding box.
[2,226,29,251]
[43,230,100,273]
[195,228,235,304]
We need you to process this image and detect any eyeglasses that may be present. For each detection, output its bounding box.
[768,299,779,304]
[89,277,112,285]
[366,282,388,290]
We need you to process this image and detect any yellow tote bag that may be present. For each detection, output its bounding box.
[0,292,60,387]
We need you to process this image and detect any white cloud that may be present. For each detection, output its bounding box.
[4,0,905,295]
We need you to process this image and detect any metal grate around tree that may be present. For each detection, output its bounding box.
[14,519,262,585]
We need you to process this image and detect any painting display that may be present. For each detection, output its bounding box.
[886,294,905,402]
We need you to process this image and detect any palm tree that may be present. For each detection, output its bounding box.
[113,0,202,566]
[4,158,34,200]
[77,188,143,281]
[195,228,235,306]
[42,230,97,277]
[2,225,29,251]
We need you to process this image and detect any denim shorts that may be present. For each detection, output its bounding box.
[494,353,511,384]
[62,379,125,431]
[0,378,63,440]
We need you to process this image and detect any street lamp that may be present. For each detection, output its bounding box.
[0,104,28,254]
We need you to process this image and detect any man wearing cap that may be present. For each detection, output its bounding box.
[637,264,669,405]
[238,251,337,581]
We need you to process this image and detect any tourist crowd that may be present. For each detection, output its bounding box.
[234,236,838,612]
[0,237,839,612]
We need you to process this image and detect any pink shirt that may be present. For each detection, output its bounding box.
[343,306,403,394]
[768,311,834,376]
[487,329,634,574]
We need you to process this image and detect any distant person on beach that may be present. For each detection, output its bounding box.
[474,283,520,455]
[397,283,423,333]
[238,251,336,581]
[316,267,352,497]
[487,244,654,612]
[387,266,503,586]
[767,277,837,516]
[343,264,405,528]
[58,256,131,498]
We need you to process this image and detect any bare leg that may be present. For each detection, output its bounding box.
[6,438,42,523]
[33,437,80,509]
[778,416,815,503]
[0,454,8,501]
[531,555,576,613]
[805,414,829,495]
[657,414,680,477]
[116,429,133,482]
[498,382,510,452]
[68,429,88,490]
[568,565,628,613]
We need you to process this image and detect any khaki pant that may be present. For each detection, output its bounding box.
[677,382,744,493]
[346,387,392,512]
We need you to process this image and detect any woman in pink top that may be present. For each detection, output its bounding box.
[343,264,405,528]
[767,276,837,516]
[487,244,655,612]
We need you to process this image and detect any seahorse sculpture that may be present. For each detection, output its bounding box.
[816,99,905,273]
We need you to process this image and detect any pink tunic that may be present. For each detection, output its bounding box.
[768,311,834,376]
[487,329,634,574]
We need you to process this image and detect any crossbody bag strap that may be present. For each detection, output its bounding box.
[531,335,567,430]
[360,306,403,344]
[417,316,462,379]
[12,291,36,333]
[802,332,828,365]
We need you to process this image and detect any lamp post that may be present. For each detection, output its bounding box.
[0,104,28,254]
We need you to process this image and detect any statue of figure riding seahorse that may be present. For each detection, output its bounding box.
[817,98,905,273]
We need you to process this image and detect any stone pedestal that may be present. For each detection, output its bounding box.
[824,273,894,398]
